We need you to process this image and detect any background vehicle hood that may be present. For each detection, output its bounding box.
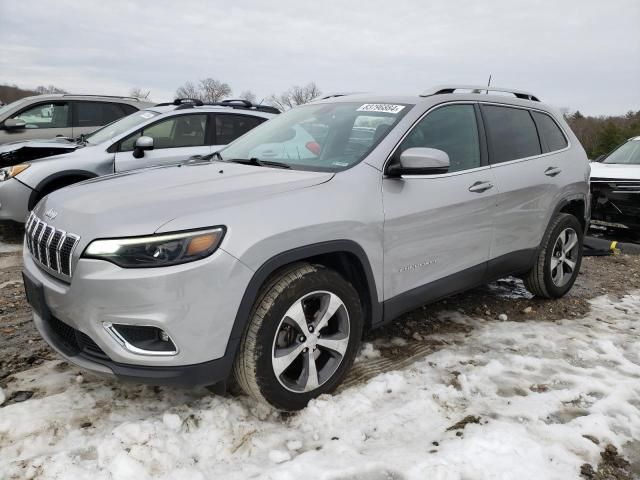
[0,137,78,167]
[590,162,640,180]
[34,161,333,238]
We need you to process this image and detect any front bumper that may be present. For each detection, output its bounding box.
[590,178,640,230]
[0,178,32,223]
[23,244,254,385]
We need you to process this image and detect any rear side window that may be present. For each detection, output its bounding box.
[398,104,481,172]
[214,115,265,145]
[75,101,130,127]
[532,111,568,152]
[482,105,541,163]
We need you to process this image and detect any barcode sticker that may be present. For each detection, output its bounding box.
[357,104,405,114]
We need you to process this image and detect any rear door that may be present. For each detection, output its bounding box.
[8,101,72,140]
[114,113,211,172]
[382,103,497,305]
[72,101,132,138]
[210,113,266,151]
[480,103,557,273]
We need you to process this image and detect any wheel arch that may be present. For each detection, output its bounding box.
[224,240,382,367]
[28,170,97,210]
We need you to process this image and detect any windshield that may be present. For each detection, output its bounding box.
[0,98,27,117]
[603,140,640,165]
[219,102,412,171]
[85,110,159,145]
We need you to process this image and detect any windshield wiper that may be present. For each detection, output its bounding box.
[226,157,291,169]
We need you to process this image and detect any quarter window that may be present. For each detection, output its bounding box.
[398,104,481,172]
[215,115,265,145]
[482,105,541,163]
[532,111,568,153]
[13,102,71,129]
[120,114,207,151]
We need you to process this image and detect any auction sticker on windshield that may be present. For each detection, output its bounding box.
[357,104,405,114]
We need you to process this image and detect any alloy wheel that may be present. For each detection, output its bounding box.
[271,290,350,393]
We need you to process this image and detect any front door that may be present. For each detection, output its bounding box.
[114,113,211,172]
[6,101,72,141]
[382,103,496,306]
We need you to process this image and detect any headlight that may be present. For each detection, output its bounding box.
[0,164,30,182]
[83,227,225,268]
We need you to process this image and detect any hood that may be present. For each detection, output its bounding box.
[0,137,79,167]
[34,161,333,238]
[590,161,640,181]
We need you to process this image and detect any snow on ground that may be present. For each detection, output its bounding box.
[1,294,639,480]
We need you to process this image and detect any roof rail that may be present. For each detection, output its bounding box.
[154,98,280,114]
[202,100,281,114]
[421,85,540,102]
[62,94,143,101]
[154,98,204,107]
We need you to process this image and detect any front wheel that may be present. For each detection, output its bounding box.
[233,263,363,411]
[524,213,584,298]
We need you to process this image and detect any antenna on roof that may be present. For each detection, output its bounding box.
[486,74,492,94]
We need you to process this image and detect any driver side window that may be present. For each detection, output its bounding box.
[13,102,71,129]
[119,114,207,152]
[398,104,481,173]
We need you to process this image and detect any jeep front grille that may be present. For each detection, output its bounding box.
[25,212,80,278]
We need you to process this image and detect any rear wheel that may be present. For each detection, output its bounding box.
[233,263,363,410]
[524,213,583,298]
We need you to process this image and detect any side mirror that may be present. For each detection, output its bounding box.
[133,136,154,158]
[387,148,450,177]
[4,118,26,130]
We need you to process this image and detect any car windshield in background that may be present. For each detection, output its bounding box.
[219,102,412,171]
[85,110,159,145]
[603,140,640,165]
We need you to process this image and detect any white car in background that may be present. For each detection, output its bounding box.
[590,136,640,232]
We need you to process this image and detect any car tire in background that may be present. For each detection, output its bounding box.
[233,263,363,411]
[524,213,584,299]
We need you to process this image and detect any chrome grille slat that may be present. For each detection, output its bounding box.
[26,215,80,279]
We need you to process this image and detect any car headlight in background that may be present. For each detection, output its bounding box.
[83,227,225,268]
[0,164,30,182]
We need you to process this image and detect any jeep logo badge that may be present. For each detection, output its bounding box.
[44,208,58,220]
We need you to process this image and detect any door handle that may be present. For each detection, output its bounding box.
[545,166,562,177]
[468,181,494,193]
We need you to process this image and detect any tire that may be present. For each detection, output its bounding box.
[524,213,584,299]
[233,263,363,411]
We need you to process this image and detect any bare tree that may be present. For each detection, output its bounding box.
[34,85,67,94]
[175,78,232,102]
[239,90,257,104]
[199,78,232,103]
[267,82,321,111]
[175,81,201,100]
[129,87,151,100]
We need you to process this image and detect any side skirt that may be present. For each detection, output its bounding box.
[378,249,537,326]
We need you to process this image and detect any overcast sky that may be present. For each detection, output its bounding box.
[1,0,638,115]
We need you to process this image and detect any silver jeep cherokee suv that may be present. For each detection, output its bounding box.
[22,85,590,410]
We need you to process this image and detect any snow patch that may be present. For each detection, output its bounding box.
[0,293,639,479]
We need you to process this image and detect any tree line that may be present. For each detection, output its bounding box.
[2,81,638,159]
[564,110,640,159]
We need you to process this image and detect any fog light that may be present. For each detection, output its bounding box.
[103,323,178,356]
